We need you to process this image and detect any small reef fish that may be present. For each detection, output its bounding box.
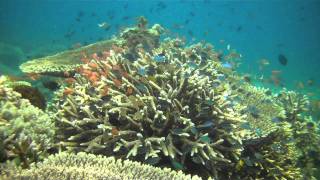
[271,70,282,86]
[278,54,288,66]
[227,44,231,51]
[153,54,166,62]
[296,81,305,89]
[98,22,111,31]
[258,58,270,70]
[243,74,251,83]
[42,80,60,91]
[138,67,146,76]
[307,78,314,86]
[222,62,233,69]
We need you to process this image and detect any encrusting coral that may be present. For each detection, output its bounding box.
[0,79,55,169]
[54,24,246,178]
[1,152,202,180]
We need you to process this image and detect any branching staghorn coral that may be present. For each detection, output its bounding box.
[235,122,302,180]
[275,90,310,123]
[0,84,55,168]
[275,90,320,179]
[1,152,201,180]
[236,84,286,139]
[292,117,320,180]
[54,38,246,178]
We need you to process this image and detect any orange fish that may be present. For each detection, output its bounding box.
[111,127,119,137]
[271,70,281,75]
[91,53,100,60]
[100,85,109,96]
[72,42,82,49]
[112,78,122,88]
[88,62,99,69]
[26,73,41,80]
[102,50,111,59]
[296,82,305,89]
[63,88,74,96]
[63,71,71,77]
[126,86,133,95]
[65,78,76,84]
[80,57,89,63]
[88,72,100,84]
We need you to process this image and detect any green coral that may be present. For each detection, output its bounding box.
[0,84,55,168]
[1,152,201,180]
[54,38,245,178]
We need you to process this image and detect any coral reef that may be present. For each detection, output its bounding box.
[0,75,46,110]
[54,36,246,178]
[222,82,303,179]
[19,39,117,76]
[19,18,164,77]
[236,84,286,139]
[1,19,318,180]
[0,83,55,168]
[275,90,320,179]
[1,152,201,180]
[237,122,302,179]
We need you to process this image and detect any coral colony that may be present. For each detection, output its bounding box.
[1,18,320,179]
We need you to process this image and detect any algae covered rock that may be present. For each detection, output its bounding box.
[1,152,201,180]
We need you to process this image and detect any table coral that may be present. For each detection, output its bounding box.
[1,152,202,180]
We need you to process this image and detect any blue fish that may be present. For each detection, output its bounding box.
[240,122,251,130]
[191,127,198,135]
[197,120,214,129]
[153,55,166,62]
[271,117,281,123]
[136,84,147,93]
[138,67,146,76]
[187,62,198,69]
[199,134,211,143]
[222,62,233,69]
[205,100,214,105]
[255,128,262,136]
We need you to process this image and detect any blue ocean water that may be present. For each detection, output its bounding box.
[0,0,319,103]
